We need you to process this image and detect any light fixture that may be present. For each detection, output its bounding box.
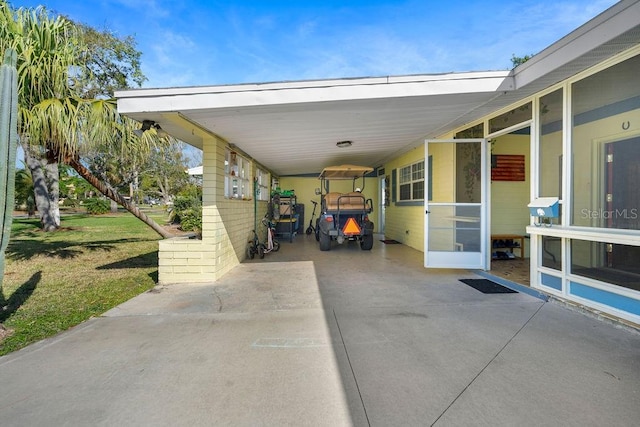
[134,119,168,138]
[336,140,352,148]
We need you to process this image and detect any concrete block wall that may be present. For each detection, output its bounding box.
[157,238,218,284]
[157,136,264,284]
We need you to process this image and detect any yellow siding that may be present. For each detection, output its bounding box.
[430,143,455,203]
[383,146,425,251]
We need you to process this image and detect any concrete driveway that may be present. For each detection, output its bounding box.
[1,235,639,426]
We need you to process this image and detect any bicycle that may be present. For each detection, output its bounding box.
[260,215,280,256]
[246,228,263,259]
[246,214,280,259]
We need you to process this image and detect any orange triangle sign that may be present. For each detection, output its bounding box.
[342,217,361,235]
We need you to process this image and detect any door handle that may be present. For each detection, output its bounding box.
[425,210,430,214]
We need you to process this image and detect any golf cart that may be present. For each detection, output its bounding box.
[315,164,375,251]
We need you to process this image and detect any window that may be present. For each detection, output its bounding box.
[489,102,532,134]
[399,160,424,201]
[571,239,640,292]
[224,149,251,199]
[539,89,564,225]
[571,55,640,229]
[455,123,484,138]
[256,167,270,201]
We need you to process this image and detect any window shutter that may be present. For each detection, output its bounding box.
[391,169,397,202]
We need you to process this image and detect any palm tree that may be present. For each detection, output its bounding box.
[13,166,34,215]
[1,3,74,230]
[0,2,173,238]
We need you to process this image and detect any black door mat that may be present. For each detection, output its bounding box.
[380,239,400,244]
[459,279,518,294]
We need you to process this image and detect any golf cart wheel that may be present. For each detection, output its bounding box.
[360,233,374,250]
[319,230,331,251]
[272,240,280,252]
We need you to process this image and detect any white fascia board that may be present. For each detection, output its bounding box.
[116,71,513,114]
[116,71,508,98]
[514,0,640,89]
[187,166,203,175]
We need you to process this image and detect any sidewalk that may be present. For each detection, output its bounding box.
[1,236,639,426]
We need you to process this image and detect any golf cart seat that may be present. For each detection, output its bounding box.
[324,191,368,211]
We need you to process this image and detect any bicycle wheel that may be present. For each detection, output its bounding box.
[247,243,255,259]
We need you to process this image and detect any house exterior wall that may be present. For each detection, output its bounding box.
[527,48,640,325]
[376,47,639,324]
[155,45,639,326]
[383,146,425,250]
[158,135,267,284]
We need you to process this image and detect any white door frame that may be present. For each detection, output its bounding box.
[424,138,490,269]
[379,175,386,234]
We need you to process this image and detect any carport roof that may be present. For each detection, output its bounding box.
[116,0,640,176]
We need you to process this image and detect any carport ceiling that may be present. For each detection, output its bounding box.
[117,72,514,176]
[181,91,508,176]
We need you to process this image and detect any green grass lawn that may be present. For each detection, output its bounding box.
[0,210,168,356]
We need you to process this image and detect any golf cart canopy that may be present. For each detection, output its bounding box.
[318,164,374,180]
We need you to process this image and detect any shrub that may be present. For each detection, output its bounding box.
[179,208,202,232]
[62,198,77,208]
[83,198,110,215]
[169,195,202,233]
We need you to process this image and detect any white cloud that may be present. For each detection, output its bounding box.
[108,0,172,18]
[126,0,620,87]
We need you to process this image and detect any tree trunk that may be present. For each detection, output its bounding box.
[68,157,174,239]
[131,169,140,204]
[156,175,171,205]
[20,139,59,231]
[44,160,61,227]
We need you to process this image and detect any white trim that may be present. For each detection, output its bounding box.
[564,43,640,89]
[398,160,425,202]
[562,81,571,229]
[187,166,203,175]
[116,71,512,99]
[425,138,488,270]
[117,72,513,114]
[531,96,541,203]
[484,138,492,270]
[535,268,564,298]
[527,225,640,246]
[486,119,534,140]
[513,0,640,89]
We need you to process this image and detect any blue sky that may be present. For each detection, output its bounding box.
[9,0,618,88]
